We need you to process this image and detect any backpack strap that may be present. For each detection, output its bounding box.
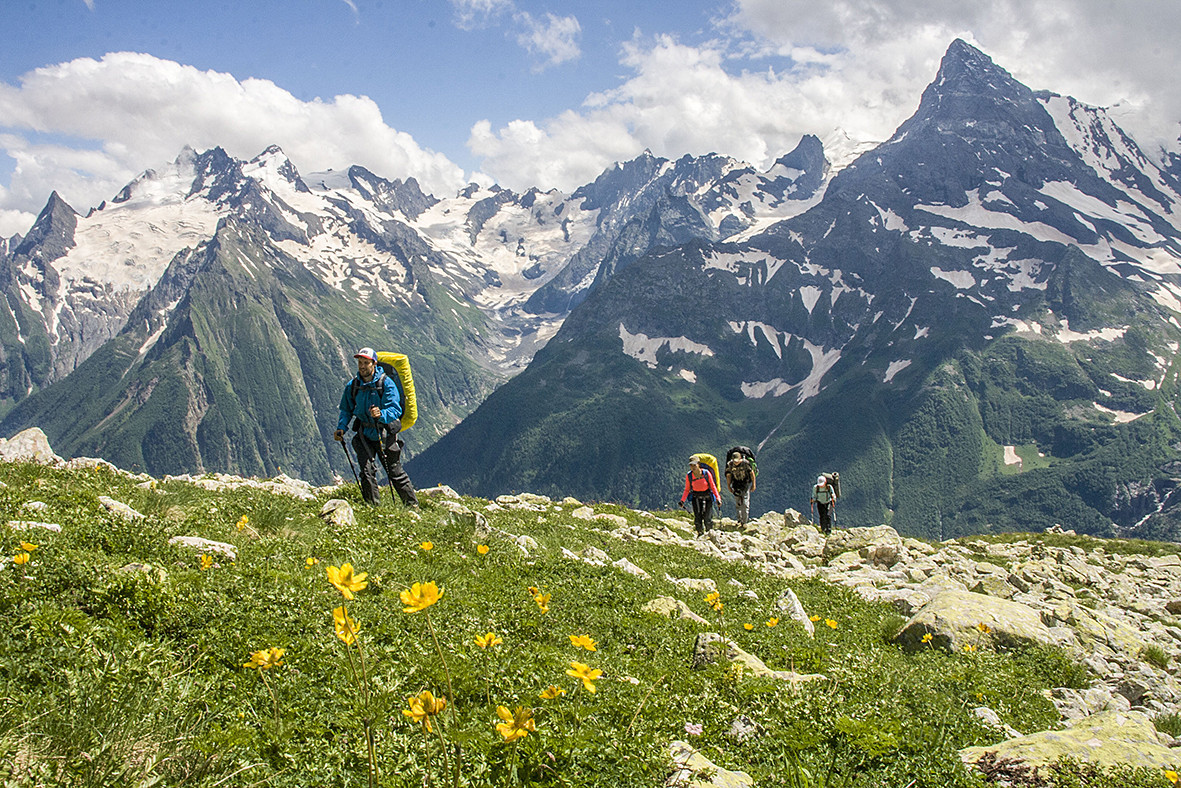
[348,373,385,431]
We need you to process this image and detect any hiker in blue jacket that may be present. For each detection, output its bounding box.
[334,347,418,508]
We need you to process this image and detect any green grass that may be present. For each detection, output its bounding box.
[0,460,1171,787]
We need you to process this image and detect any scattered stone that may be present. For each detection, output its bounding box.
[319,499,355,528]
[513,534,539,556]
[614,557,650,579]
[973,706,1022,739]
[776,588,815,637]
[7,521,62,533]
[580,546,611,564]
[691,632,827,684]
[667,740,754,788]
[642,596,709,625]
[594,512,629,528]
[666,575,719,594]
[168,536,237,560]
[822,525,905,566]
[99,496,145,521]
[0,428,63,465]
[418,484,461,499]
[164,472,318,501]
[118,563,168,583]
[21,501,48,512]
[727,715,764,743]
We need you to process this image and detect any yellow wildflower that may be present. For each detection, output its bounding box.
[306,557,319,567]
[243,647,285,670]
[921,633,933,644]
[477,544,489,555]
[420,541,433,551]
[533,592,551,614]
[539,685,566,700]
[400,581,443,613]
[403,690,446,732]
[569,634,597,651]
[809,614,821,622]
[12,552,29,566]
[495,705,536,743]
[18,542,36,552]
[1165,769,1178,785]
[236,515,249,531]
[199,554,213,570]
[824,619,838,629]
[333,606,360,646]
[326,563,368,600]
[766,617,779,627]
[475,631,503,649]
[977,622,991,633]
[566,661,603,693]
[743,623,754,631]
[963,644,976,653]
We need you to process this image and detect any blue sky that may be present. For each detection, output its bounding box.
[1,0,1177,236]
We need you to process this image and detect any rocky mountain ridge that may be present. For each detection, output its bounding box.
[410,39,1181,543]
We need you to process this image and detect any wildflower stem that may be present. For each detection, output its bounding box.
[625,674,665,735]
[425,613,457,729]
[425,612,461,788]
[421,725,437,788]
[258,668,280,727]
[433,719,451,787]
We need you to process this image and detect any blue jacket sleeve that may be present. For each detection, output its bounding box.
[379,371,402,423]
[337,381,353,432]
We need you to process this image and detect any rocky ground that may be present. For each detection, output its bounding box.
[5,426,1180,782]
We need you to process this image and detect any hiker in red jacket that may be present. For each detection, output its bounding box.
[680,457,721,536]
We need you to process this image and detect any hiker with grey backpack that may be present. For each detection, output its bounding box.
[724,446,757,526]
[335,347,418,508]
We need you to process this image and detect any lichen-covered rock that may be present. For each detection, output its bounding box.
[691,632,826,684]
[959,710,1176,772]
[667,740,754,788]
[643,596,709,625]
[894,588,1064,652]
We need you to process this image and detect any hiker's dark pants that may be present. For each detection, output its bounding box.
[352,431,418,507]
[691,493,715,535]
[816,502,832,535]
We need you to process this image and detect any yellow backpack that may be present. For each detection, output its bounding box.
[690,453,719,488]
[373,351,418,430]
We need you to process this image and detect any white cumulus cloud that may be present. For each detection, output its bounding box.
[469,0,1181,193]
[515,12,582,70]
[0,52,467,236]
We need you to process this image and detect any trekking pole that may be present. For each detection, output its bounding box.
[340,435,361,494]
[377,424,400,503]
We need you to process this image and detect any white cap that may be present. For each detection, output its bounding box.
[817,475,826,485]
[354,347,377,362]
